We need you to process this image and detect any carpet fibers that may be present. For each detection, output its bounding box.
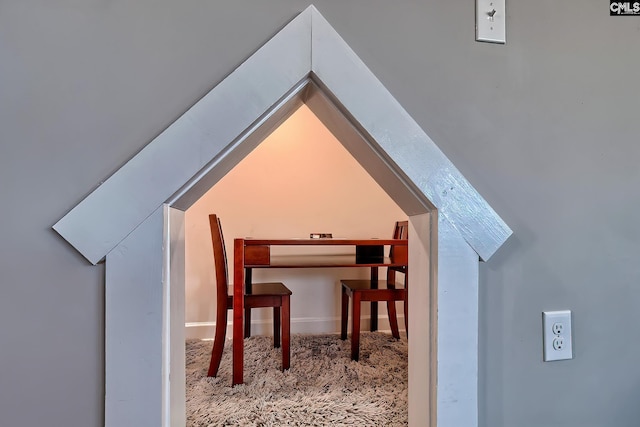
[186,332,408,426]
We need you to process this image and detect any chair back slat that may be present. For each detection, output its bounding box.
[393,220,408,240]
[209,214,230,303]
[389,220,409,258]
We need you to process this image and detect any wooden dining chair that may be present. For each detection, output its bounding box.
[207,214,292,377]
[340,220,408,361]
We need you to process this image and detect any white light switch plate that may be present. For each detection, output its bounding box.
[476,0,506,44]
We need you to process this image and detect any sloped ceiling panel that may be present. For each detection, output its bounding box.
[168,80,310,211]
[303,81,435,217]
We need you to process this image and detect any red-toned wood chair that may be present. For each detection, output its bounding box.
[207,214,292,377]
[340,221,408,361]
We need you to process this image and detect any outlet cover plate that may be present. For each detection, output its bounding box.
[543,310,573,361]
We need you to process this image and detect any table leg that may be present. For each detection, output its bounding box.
[370,266,378,331]
[244,268,252,338]
[232,239,244,385]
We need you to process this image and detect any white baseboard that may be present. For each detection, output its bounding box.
[185,315,406,340]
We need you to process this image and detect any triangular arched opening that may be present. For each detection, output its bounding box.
[170,78,438,426]
[53,6,511,427]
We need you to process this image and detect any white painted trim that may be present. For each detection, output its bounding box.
[105,208,165,427]
[408,212,438,426]
[163,206,185,427]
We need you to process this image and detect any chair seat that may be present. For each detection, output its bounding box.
[224,282,292,309]
[233,282,293,310]
[341,279,377,291]
[340,220,409,361]
[341,279,405,304]
[244,282,292,296]
[341,279,404,291]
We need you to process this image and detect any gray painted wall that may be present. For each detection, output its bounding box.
[1,1,638,427]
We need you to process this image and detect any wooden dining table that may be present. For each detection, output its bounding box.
[231,237,408,385]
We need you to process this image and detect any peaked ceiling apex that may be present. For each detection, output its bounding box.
[53,5,511,265]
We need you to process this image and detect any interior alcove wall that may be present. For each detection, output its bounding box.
[184,105,409,338]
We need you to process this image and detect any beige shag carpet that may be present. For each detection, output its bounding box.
[186,332,408,426]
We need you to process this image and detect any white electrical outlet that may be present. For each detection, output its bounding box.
[542,310,573,362]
